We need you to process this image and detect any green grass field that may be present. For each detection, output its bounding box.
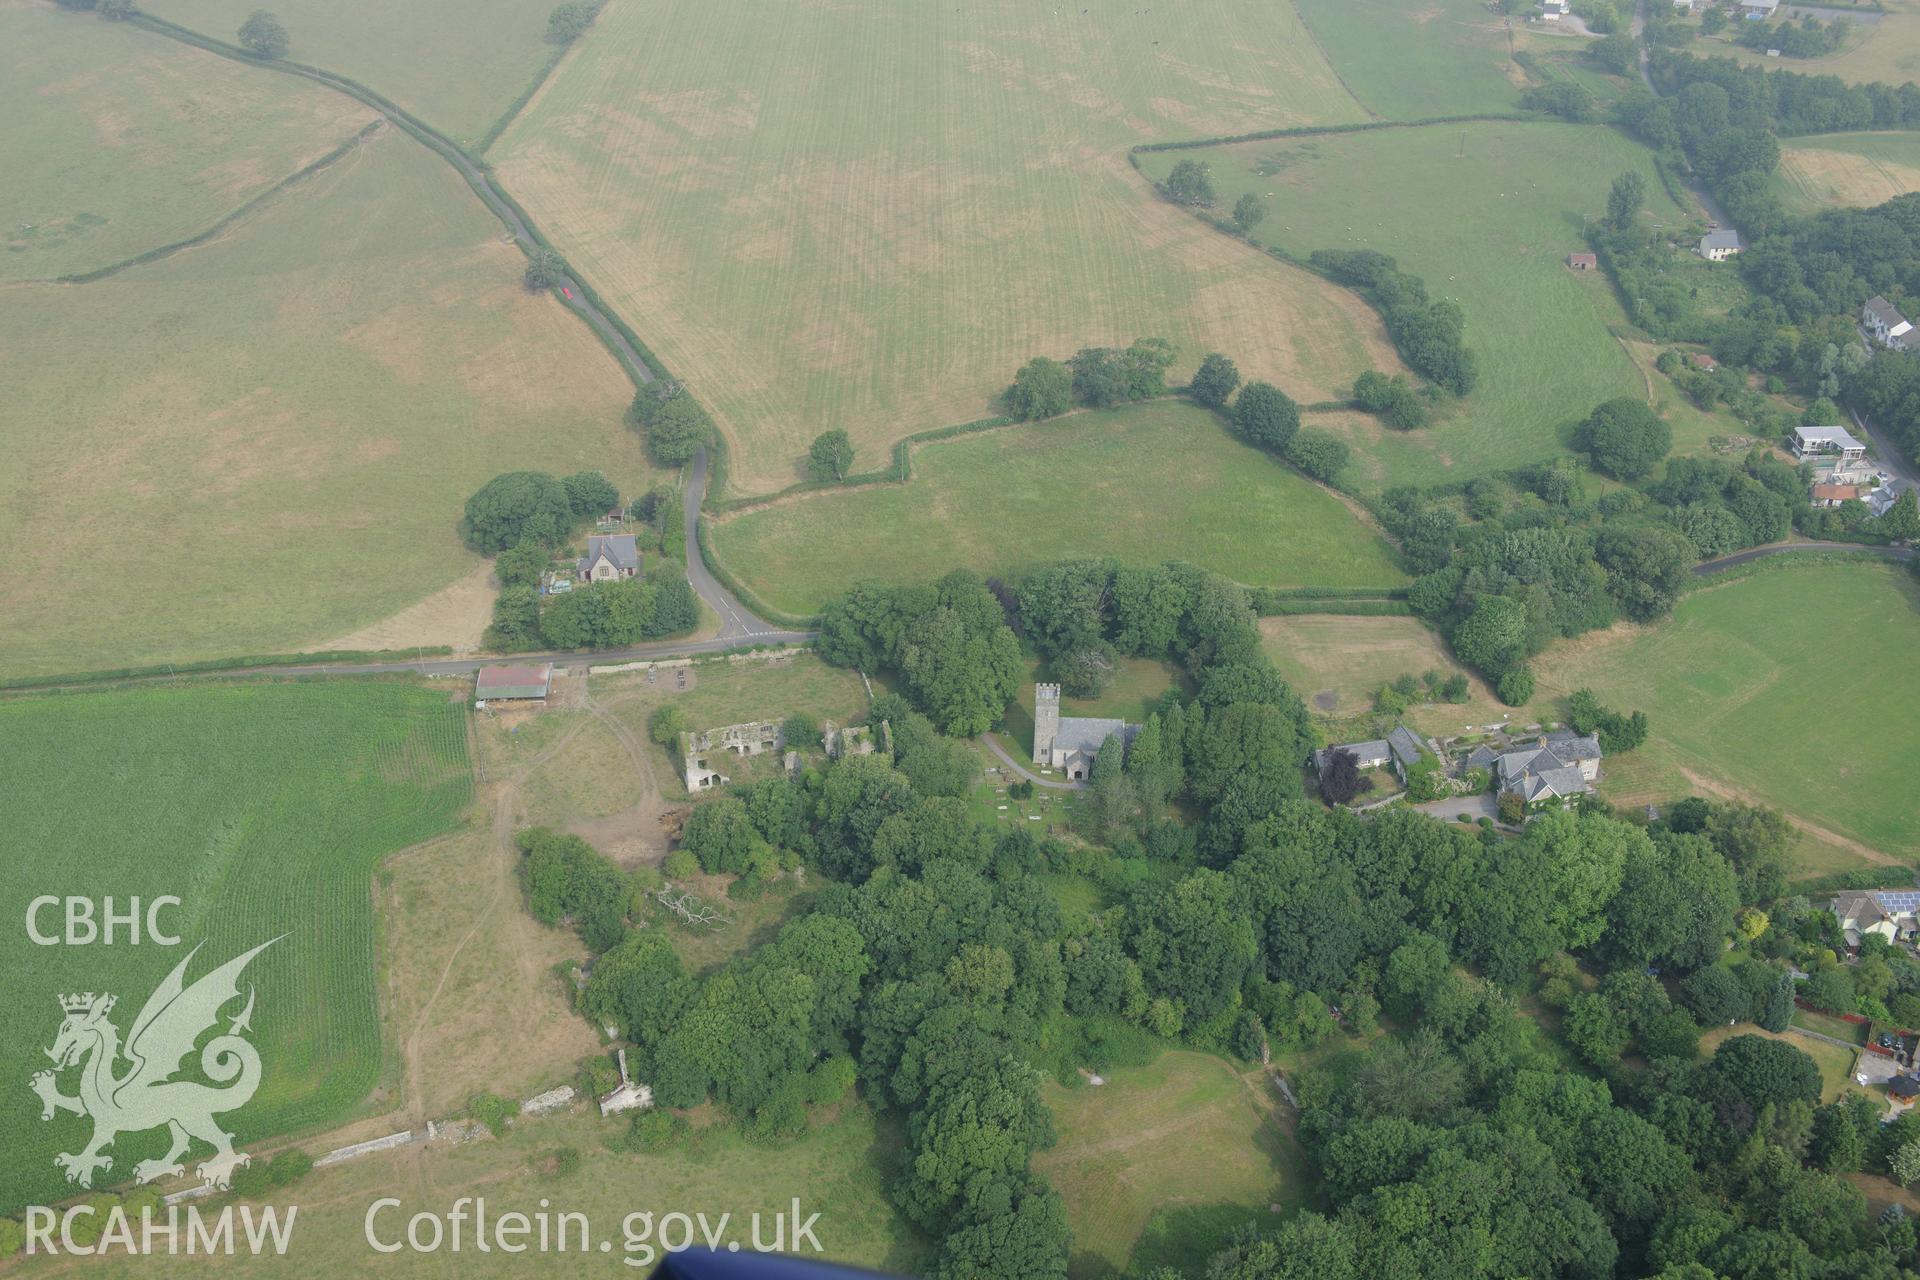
[1140,121,1688,491]
[493,0,1400,494]
[0,130,652,680]
[1036,1051,1301,1278]
[1774,131,1920,215]
[71,1104,924,1277]
[706,403,1408,618]
[1,2,375,282]
[1715,0,1920,88]
[0,681,472,1215]
[1536,560,1920,862]
[1294,0,1524,119]
[138,0,558,145]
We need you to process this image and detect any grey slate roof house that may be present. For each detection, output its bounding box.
[1495,732,1602,807]
[578,533,641,582]
[1315,724,1430,788]
[1865,295,1914,349]
[1031,684,1139,781]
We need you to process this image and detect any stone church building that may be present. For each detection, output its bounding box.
[1031,683,1138,781]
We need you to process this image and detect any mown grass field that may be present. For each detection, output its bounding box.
[0,130,653,680]
[1140,121,1688,491]
[492,0,1400,494]
[1,2,375,283]
[1294,0,1524,119]
[1774,131,1920,214]
[72,1104,924,1277]
[1535,560,1920,863]
[707,403,1408,618]
[0,681,472,1215]
[1259,613,1504,734]
[1036,1051,1301,1278]
[138,0,558,145]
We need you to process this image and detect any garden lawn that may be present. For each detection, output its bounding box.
[492,0,1396,494]
[0,680,472,1215]
[1139,120,1689,491]
[0,2,374,283]
[1294,0,1525,119]
[1036,1051,1301,1278]
[1534,560,1920,862]
[0,130,653,680]
[139,0,559,146]
[1774,131,1920,215]
[707,403,1408,618]
[1699,1025,1870,1105]
[1259,613,1502,728]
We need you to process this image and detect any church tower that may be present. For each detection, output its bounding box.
[1032,683,1061,765]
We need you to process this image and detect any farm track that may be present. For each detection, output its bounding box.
[1691,540,1917,575]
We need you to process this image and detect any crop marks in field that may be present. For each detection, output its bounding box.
[493,0,1398,494]
[138,0,559,145]
[0,681,472,1214]
[706,402,1407,618]
[1,3,375,283]
[0,132,655,681]
[1138,121,1685,491]
[1774,132,1920,215]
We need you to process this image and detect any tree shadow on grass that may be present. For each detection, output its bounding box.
[1123,1201,1285,1277]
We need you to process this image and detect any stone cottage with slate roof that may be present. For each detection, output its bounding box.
[1495,732,1602,808]
[1315,724,1429,787]
[1031,684,1139,781]
[578,533,641,583]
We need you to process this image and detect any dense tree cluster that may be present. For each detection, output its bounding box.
[236,9,288,58]
[545,0,601,44]
[1732,14,1851,60]
[630,384,717,465]
[1310,249,1477,396]
[1352,369,1428,430]
[816,571,1023,736]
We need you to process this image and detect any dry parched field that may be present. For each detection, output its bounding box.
[493,0,1397,494]
[1,2,375,283]
[1774,131,1920,214]
[139,0,561,146]
[0,131,653,680]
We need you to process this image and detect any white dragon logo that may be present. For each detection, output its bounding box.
[30,940,278,1193]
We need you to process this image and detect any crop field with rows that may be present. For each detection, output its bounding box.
[0,680,472,1214]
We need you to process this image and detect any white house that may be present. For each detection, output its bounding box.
[1791,425,1868,464]
[1741,0,1780,19]
[1869,478,1915,517]
[1698,229,1743,261]
[1865,296,1914,349]
[1831,889,1920,949]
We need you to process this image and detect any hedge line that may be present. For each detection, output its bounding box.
[128,12,676,393]
[473,45,569,156]
[1255,599,1416,618]
[54,119,383,285]
[0,647,456,693]
[1127,112,1534,155]
[1256,585,1410,600]
[706,414,1018,515]
[693,520,819,630]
